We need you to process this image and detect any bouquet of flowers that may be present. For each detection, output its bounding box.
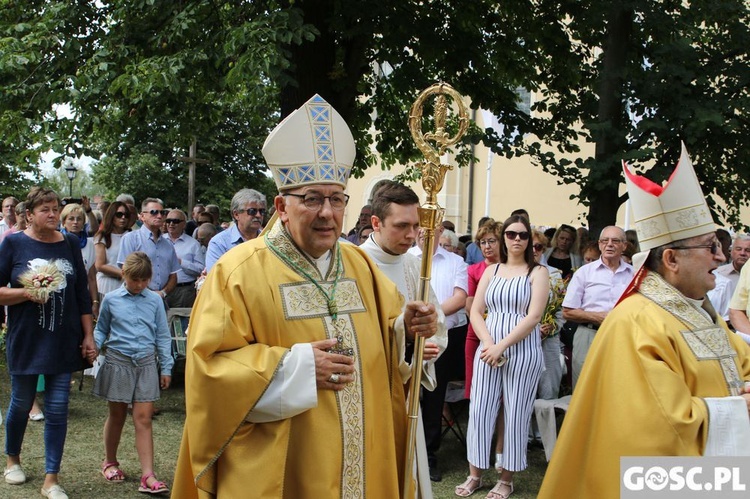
[541,275,570,338]
[19,262,65,302]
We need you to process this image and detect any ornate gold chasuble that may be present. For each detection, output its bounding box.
[538,271,750,499]
[638,273,745,394]
[172,219,409,499]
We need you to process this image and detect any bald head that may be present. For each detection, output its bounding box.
[598,226,627,264]
[195,222,217,248]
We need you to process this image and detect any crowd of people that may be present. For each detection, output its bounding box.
[1,96,749,499]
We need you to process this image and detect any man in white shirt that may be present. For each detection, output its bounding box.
[562,225,634,390]
[409,219,468,482]
[717,234,750,297]
[0,196,19,239]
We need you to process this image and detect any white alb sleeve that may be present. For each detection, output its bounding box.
[245,343,318,423]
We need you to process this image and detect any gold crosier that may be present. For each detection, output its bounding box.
[403,83,468,497]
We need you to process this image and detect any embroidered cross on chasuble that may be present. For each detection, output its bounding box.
[639,272,744,394]
[266,220,371,497]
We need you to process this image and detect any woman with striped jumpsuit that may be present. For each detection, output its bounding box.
[455,215,549,499]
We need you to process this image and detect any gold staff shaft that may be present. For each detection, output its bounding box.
[403,83,468,498]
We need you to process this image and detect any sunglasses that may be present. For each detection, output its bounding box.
[113,211,129,219]
[672,241,721,255]
[504,230,530,241]
[533,243,545,251]
[165,218,184,225]
[143,209,169,216]
[240,208,266,217]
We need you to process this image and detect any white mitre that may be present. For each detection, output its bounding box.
[623,142,716,268]
[262,94,355,190]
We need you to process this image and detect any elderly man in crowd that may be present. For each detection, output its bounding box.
[539,144,750,499]
[728,235,750,344]
[194,222,217,254]
[408,223,468,483]
[204,188,266,272]
[117,198,180,300]
[185,203,205,237]
[163,209,204,308]
[717,234,750,293]
[173,95,437,498]
[346,204,372,243]
[562,225,634,390]
[0,196,19,239]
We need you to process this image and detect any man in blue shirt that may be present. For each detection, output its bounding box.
[163,209,204,308]
[117,198,180,300]
[204,189,266,272]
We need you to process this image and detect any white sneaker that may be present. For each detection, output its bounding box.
[29,411,45,421]
[3,464,26,485]
[41,484,69,499]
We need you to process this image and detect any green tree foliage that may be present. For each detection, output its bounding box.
[2,1,750,231]
[518,0,750,232]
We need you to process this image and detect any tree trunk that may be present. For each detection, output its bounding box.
[586,6,633,236]
[278,0,366,124]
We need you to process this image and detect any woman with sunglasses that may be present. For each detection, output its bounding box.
[456,215,549,499]
[94,202,131,299]
[543,224,582,280]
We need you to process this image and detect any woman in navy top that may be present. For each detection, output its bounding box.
[0,187,96,499]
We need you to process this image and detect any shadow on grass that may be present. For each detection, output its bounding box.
[0,368,186,499]
[0,368,549,499]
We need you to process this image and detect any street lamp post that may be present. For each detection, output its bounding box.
[64,164,78,197]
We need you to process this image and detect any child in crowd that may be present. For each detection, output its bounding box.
[581,241,601,264]
[92,251,173,494]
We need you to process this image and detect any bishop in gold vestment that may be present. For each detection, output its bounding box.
[538,271,750,499]
[540,144,750,499]
[172,219,411,498]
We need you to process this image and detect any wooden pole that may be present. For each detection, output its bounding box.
[176,138,209,210]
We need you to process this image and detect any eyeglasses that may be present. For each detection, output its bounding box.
[533,243,545,252]
[114,211,129,219]
[283,192,350,211]
[165,218,184,225]
[504,231,530,241]
[240,208,266,217]
[143,209,169,216]
[672,241,721,255]
[599,238,623,245]
[479,239,498,246]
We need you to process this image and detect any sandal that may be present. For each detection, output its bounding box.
[455,475,482,497]
[101,461,125,483]
[486,479,513,499]
[139,472,169,495]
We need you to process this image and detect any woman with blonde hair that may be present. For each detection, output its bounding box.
[542,224,581,279]
[60,203,99,318]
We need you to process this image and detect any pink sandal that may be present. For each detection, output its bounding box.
[138,472,169,495]
[101,461,125,483]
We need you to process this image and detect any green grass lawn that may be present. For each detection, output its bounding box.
[0,368,548,498]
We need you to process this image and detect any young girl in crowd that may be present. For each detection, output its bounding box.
[93,251,173,494]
